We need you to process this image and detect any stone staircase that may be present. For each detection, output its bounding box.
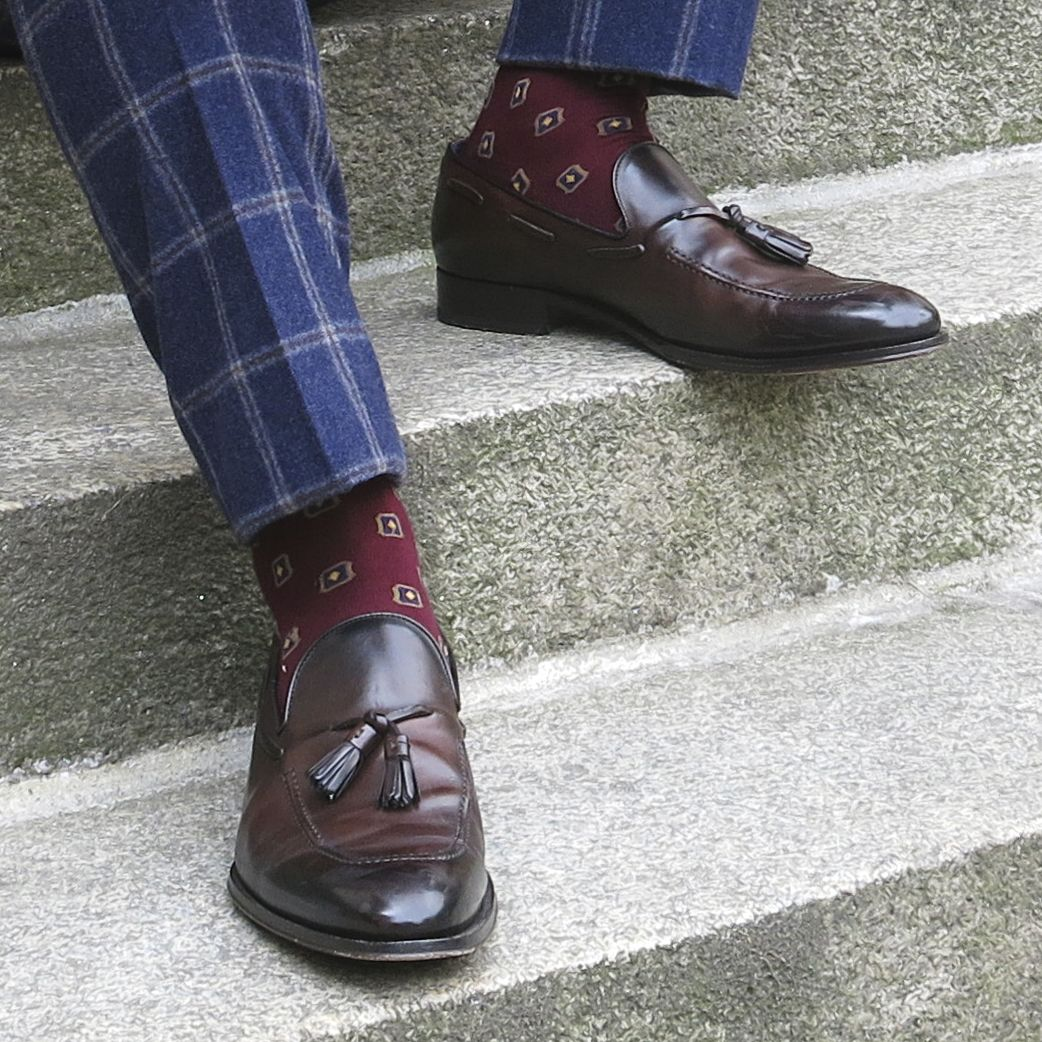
[3,1,1042,1039]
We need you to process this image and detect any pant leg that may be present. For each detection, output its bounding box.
[497,0,761,99]
[9,0,406,542]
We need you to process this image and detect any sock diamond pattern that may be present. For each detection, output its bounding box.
[460,66,655,233]
[252,478,444,714]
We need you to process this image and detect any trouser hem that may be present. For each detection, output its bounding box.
[495,56,740,99]
[237,455,408,544]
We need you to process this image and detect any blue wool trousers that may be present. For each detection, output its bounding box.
[4,0,759,541]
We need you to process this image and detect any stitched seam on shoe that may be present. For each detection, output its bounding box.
[283,740,471,866]
[666,248,867,302]
[283,770,324,848]
[288,768,465,865]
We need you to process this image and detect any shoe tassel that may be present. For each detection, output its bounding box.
[722,204,813,266]
[307,705,431,808]
[379,730,419,810]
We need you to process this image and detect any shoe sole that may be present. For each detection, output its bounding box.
[227,864,498,962]
[436,268,949,375]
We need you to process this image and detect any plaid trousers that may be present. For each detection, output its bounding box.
[499,0,758,98]
[4,0,759,542]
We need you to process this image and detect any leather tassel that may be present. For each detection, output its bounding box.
[307,706,433,805]
[308,720,382,801]
[723,204,813,266]
[379,733,420,810]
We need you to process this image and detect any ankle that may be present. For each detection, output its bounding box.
[251,478,443,712]
[461,65,654,233]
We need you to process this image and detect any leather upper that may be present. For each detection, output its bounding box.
[432,141,941,358]
[233,614,488,941]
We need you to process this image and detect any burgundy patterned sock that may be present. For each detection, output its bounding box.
[252,478,444,714]
[459,65,655,234]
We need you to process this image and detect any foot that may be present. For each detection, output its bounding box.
[228,614,496,960]
[435,81,944,373]
[229,482,495,960]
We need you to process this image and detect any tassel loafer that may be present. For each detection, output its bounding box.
[431,140,946,374]
[228,614,496,961]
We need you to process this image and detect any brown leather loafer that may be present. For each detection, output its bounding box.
[431,141,946,373]
[228,614,496,961]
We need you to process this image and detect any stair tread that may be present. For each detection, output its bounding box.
[5,554,1042,1040]
[2,144,1041,510]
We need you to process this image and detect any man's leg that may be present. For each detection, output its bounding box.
[434,0,944,373]
[11,0,403,537]
[9,0,494,959]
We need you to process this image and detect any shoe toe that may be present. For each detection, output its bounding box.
[844,282,942,346]
[255,851,490,943]
[318,860,487,941]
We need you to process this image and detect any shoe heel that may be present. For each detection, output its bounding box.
[436,269,561,335]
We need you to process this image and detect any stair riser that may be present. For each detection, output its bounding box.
[3,0,1041,314]
[4,311,1041,772]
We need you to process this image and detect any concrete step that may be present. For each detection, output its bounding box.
[3,144,1042,773]
[4,552,1042,1041]
[2,0,1041,315]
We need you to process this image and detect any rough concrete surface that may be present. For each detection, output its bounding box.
[4,564,1042,1041]
[366,838,1042,1042]
[3,147,1042,770]
[3,0,1042,314]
